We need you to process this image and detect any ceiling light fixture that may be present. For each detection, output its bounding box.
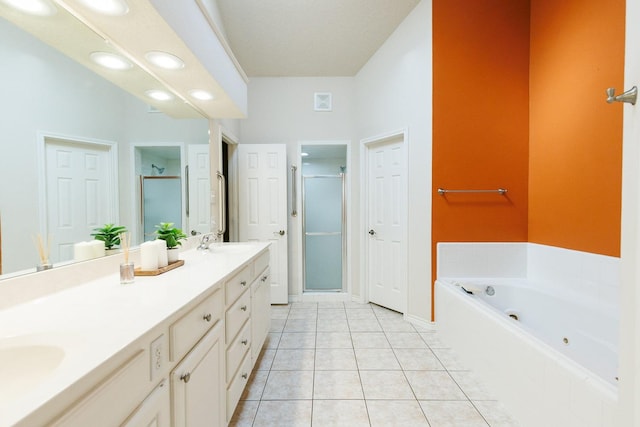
[301,152,309,157]
[1,0,57,16]
[189,90,214,101]
[90,52,133,70]
[145,90,174,101]
[76,0,129,16]
[145,51,185,70]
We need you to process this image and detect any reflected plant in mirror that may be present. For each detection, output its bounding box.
[91,224,128,250]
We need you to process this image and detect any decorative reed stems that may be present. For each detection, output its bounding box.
[33,233,51,266]
[119,232,131,264]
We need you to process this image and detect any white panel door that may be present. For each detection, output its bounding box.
[187,144,211,236]
[366,137,407,313]
[45,139,114,263]
[238,144,288,304]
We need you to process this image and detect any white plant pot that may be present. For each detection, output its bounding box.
[167,248,180,263]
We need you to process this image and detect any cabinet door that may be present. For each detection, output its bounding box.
[171,322,224,427]
[121,380,170,427]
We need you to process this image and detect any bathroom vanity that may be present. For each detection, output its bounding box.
[0,242,271,427]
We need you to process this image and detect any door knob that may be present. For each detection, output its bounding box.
[368,229,376,236]
[279,230,285,236]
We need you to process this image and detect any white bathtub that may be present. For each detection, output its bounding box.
[435,278,618,427]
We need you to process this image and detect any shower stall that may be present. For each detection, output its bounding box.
[301,145,347,292]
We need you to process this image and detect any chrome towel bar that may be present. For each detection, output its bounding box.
[438,188,507,195]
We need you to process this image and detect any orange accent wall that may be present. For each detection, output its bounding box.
[528,0,624,257]
[432,0,625,320]
[432,0,531,318]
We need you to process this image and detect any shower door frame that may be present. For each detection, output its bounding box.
[301,173,347,293]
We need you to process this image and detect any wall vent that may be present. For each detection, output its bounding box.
[314,92,332,112]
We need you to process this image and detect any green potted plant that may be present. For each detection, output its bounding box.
[155,222,187,262]
[91,223,128,252]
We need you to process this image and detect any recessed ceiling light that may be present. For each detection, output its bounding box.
[301,152,309,157]
[90,52,133,70]
[76,0,129,16]
[145,51,185,70]
[1,0,57,16]
[189,90,214,101]
[145,90,174,101]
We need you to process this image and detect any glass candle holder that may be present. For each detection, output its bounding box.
[120,262,135,284]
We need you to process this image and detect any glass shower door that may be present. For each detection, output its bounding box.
[303,175,345,292]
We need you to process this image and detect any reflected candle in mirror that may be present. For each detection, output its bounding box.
[140,241,159,271]
[156,239,168,268]
[74,242,93,261]
[89,240,105,258]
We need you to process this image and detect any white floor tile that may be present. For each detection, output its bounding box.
[360,370,415,399]
[312,400,370,426]
[253,400,312,427]
[420,400,489,427]
[366,399,430,427]
[230,304,519,427]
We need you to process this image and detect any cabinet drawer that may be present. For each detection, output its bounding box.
[170,288,222,362]
[254,250,270,280]
[225,291,251,345]
[51,350,148,427]
[226,320,251,382]
[225,265,252,306]
[226,352,252,423]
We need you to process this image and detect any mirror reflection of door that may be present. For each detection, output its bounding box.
[44,136,117,264]
[135,146,183,242]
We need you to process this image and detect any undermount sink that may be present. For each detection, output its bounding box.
[0,344,65,401]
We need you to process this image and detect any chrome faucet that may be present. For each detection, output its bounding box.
[197,233,215,250]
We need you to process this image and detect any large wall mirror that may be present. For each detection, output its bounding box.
[0,14,210,278]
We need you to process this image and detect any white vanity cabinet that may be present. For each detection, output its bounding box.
[224,250,271,423]
[171,322,225,427]
[251,268,271,363]
[7,244,272,427]
[50,349,150,427]
[121,380,171,427]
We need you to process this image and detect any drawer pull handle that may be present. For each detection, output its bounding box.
[240,280,247,287]
[181,372,191,383]
[241,305,248,311]
[261,275,268,282]
[241,373,248,379]
[241,339,248,345]
[203,313,212,322]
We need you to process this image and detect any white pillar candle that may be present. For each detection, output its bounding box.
[156,239,168,268]
[74,241,93,261]
[140,241,159,271]
[89,240,106,258]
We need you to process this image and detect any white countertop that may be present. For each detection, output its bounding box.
[0,242,269,427]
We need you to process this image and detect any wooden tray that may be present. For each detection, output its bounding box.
[135,259,184,276]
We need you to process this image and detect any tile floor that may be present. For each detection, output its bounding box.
[230,301,520,427]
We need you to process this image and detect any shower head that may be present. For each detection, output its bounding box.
[152,164,165,174]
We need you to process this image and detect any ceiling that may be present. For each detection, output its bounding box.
[215,0,421,77]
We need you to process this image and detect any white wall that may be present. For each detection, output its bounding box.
[239,77,356,297]
[355,0,432,321]
[619,0,640,424]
